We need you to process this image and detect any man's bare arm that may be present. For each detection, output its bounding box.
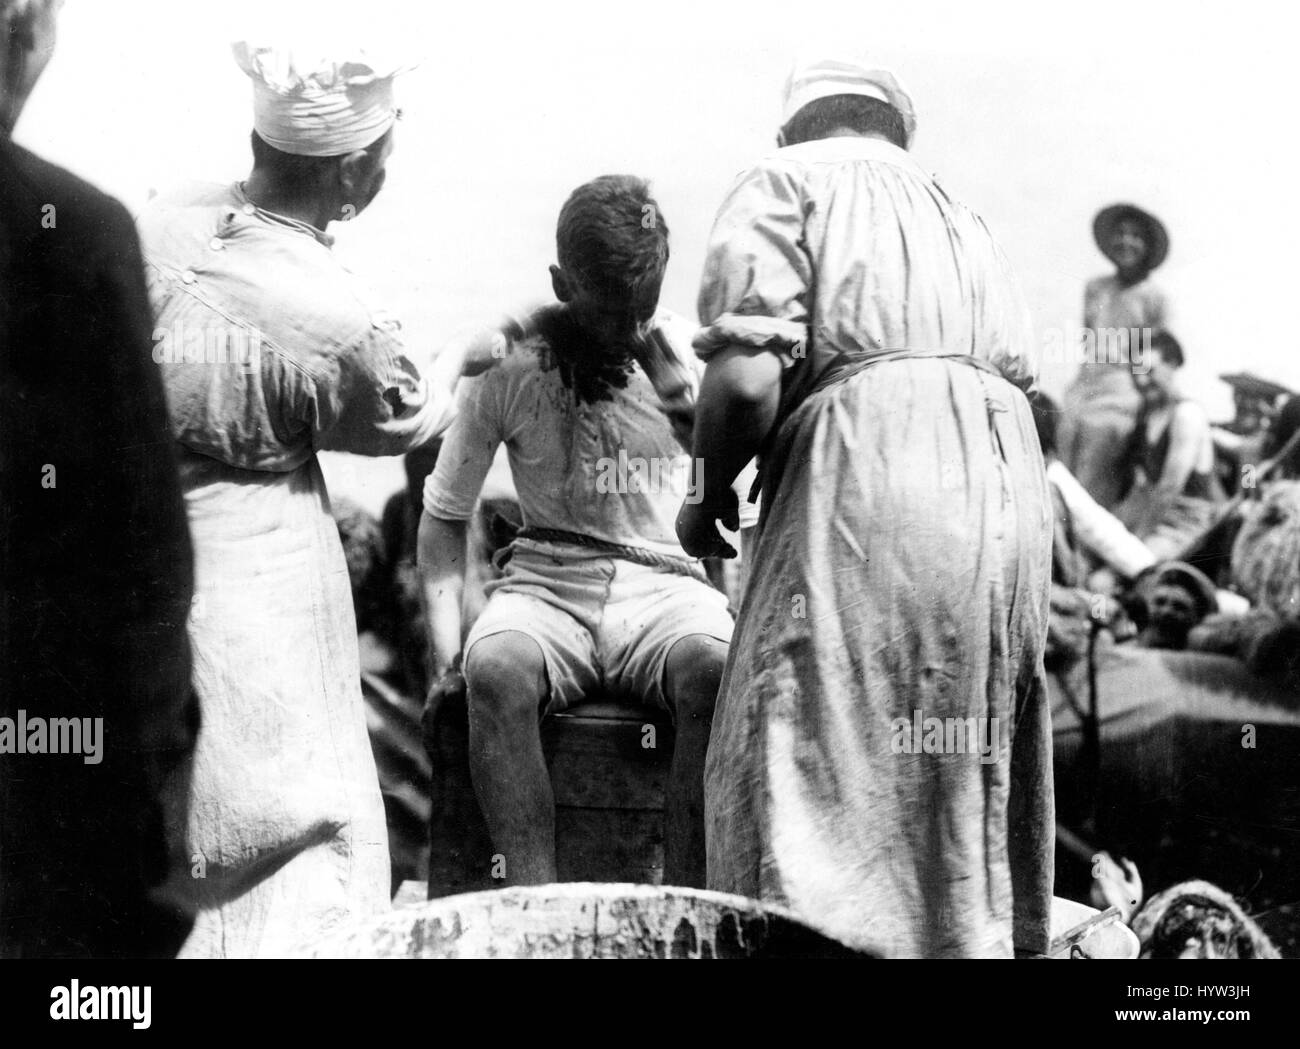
[1139,402,1205,537]
[694,346,783,502]
[417,512,471,679]
[678,345,782,557]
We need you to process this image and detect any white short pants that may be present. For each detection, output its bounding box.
[464,540,734,716]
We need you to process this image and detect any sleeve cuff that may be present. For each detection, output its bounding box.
[692,313,808,362]
[422,470,475,522]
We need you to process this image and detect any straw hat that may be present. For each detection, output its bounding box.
[1093,203,1169,271]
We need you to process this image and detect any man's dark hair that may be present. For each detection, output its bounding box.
[1151,330,1185,368]
[249,129,390,189]
[556,174,668,311]
[781,94,908,149]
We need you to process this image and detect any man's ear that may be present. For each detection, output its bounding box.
[337,148,371,198]
[550,264,573,303]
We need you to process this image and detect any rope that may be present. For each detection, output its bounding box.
[508,526,710,583]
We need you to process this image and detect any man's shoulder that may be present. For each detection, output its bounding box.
[728,145,818,187]
[1172,397,1210,427]
[489,328,560,389]
[654,308,698,349]
[136,181,236,238]
[140,182,390,361]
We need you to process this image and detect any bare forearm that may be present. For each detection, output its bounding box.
[693,348,782,505]
[417,513,469,675]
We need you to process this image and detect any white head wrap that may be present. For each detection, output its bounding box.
[232,41,414,157]
[781,55,917,146]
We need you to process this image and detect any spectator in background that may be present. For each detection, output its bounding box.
[1028,392,1153,667]
[1212,371,1292,494]
[1118,331,1223,559]
[1,0,198,958]
[1188,396,1300,686]
[1058,203,1171,510]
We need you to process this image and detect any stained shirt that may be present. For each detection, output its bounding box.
[423,309,706,560]
[138,182,453,471]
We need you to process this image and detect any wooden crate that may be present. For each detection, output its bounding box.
[426,694,675,897]
[544,702,675,885]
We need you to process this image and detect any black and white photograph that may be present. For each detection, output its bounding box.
[0,0,1293,1026]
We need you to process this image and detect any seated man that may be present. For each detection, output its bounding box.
[418,176,733,887]
[1130,561,1219,650]
[1119,331,1224,559]
[1211,371,1292,493]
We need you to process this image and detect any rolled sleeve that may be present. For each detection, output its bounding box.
[697,162,812,342]
[422,368,505,521]
[311,324,455,457]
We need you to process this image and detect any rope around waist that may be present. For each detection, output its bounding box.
[498,527,711,583]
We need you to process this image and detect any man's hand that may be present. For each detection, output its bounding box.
[1090,851,1144,922]
[422,663,467,746]
[677,488,740,559]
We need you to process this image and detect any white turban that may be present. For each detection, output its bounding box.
[781,55,917,146]
[232,41,414,157]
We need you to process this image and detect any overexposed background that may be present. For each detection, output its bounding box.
[17,0,1299,508]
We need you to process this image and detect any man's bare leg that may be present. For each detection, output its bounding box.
[464,631,554,885]
[662,634,728,888]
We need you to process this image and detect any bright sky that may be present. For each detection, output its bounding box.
[17,0,1300,493]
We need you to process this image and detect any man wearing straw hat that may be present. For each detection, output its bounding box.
[1058,203,1172,510]
[679,55,1055,957]
[137,39,488,957]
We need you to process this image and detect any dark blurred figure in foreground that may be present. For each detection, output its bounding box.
[0,0,197,957]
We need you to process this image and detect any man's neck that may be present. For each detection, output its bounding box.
[818,128,893,144]
[243,171,335,232]
[1113,266,1149,289]
[1149,384,1177,412]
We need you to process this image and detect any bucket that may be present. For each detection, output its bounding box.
[310,882,875,959]
[1050,896,1140,959]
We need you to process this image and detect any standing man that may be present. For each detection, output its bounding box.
[678,56,1055,957]
[2,0,197,957]
[138,41,482,957]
